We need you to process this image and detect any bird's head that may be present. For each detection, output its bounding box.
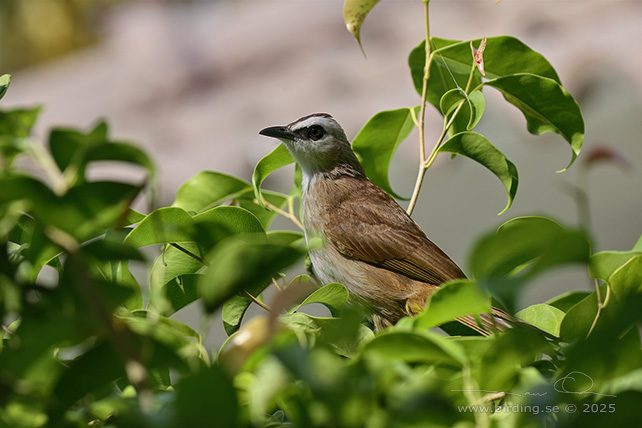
[259,113,363,177]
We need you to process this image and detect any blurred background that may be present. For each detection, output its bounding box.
[1,0,640,347]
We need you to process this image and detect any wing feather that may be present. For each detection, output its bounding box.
[323,179,465,285]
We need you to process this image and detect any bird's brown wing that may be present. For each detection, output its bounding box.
[323,180,465,285]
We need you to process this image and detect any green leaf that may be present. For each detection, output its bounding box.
[124,209,146,225]
[588,250,642,282]
[515,304,565,337]
[410,36,561,118]
[279,312,374,358]
[343,0,381,50]
[440,89,485,132]
[414,279,491,329]
[609,255,642,298]
[291,283,349,316]
[239,190,289,230]
[0,106,42,165]
[352,108,415,199]
[173,171,251,213]
[174,365,240,428]
[124,207,194,248]
[199,239,304,312]
[150,242,203,292]
[409,38,481,111]
[0,106,41,137]
[0,176,142,241]
[432,36,561,83]
[546,291,591,313]
[252,143,294,206]
[361,330,466,366]
[484,73,584,170]
[0,74,10,100]
[438,131,518,214]
[471,216,589,279]
[470,216,590,313]
[559,285,604,341]
[160,273,201,315]
[222,294,254,336]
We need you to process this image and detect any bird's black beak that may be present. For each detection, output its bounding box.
[259,126,295,141]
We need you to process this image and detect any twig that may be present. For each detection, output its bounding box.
[587,279,611,337]
[407,0,433,216]
[258,198,304,231]
[244,290,272,312]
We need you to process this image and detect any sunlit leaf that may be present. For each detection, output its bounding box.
[343,0,381,51]
[124,207,194,248]
[352,108,415,199]
[291,282,349,316]
[484,73,584,171]
[414,279,491,329]
[173,171,251,213]
[588,250,642,282]
[0,74,10,100]
[438,131,517,214]
[515,304,565,337]
[252,143,294,206]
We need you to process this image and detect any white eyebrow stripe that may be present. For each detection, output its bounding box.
[290,117,325,130]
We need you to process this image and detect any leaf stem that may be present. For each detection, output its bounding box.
[244,290,272,312]
[407,59,478,216]
[587,279,611,337]
[406,0,432,216]
[259,198,304,231]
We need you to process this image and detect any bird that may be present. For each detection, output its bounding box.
[259,113,515,335]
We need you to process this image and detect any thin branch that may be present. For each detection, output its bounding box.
[244,290,272,312]
[259,198,304,231]
[272,277,282,292]
[587,280,611,337]
[406,0,432,216]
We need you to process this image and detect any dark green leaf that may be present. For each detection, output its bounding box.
[199,239,304,312]
[150,242,203,292]
[0,106,42,165]
[484,74,584,170]
[160,273,201,315]
[222,294,253,336]
[352,108,415,199]
[438,131,518,214]
[431,36,560,83]
[174,365,239,428]
[361,330,466,366]
[409,38,479,111]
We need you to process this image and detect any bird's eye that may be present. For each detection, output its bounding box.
[307,125,325,141]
